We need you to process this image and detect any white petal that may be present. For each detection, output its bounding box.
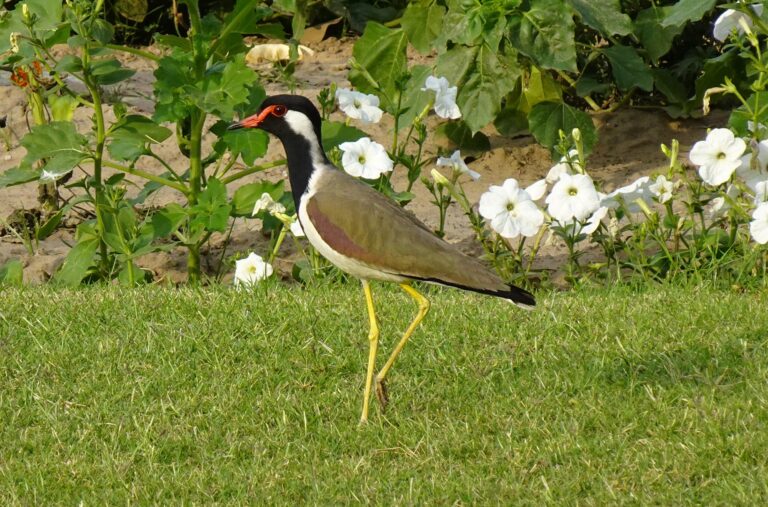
[525,179,547,201]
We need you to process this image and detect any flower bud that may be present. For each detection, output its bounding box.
[430,169,450,187]
[9,32,19,53]
[21,3,30,23]
[571,128,581,143]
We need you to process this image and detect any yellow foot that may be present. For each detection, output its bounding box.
[375,377,389,411]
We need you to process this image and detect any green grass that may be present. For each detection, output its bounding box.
[1,283,767,504]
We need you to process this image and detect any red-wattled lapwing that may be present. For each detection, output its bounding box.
[230,95,535,423]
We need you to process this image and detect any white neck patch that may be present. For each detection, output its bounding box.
[284,110,325,166]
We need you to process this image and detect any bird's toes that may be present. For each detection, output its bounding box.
[375,377,389,410]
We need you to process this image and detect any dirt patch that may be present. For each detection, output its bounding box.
[0,37,728,284]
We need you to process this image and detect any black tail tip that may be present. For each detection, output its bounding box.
[502,285,536,309]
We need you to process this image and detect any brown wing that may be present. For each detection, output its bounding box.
[306,169,509,293]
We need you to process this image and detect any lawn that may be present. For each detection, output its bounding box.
[1,283,767,504]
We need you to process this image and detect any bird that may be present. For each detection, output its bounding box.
[229,95,535,423]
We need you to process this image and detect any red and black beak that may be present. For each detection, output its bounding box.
[228,105,279,131]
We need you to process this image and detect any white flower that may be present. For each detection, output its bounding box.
[648,175,675,203]
[335,88,383,124]
[290,218,305,237]
[546,149,582,184]
[478,178,544,239]
[689,128,746,186]
[40,169,65,182]
[339,137,393,179]
[713,5,763,42]
[755,180,768,205]
[252,192,286,217]
[708,184,740,217]
[747,121,768,138]
[525,179,547,201]
[581,206,609,235]
[750,202,768,244]
[738,139,768,191]
[422,76,461,119]
[436,150,480,180]
[234,252,273,286]
[546,173,601,222]
[607,176,653,212]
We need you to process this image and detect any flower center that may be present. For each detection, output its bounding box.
[248,266,257,274]
[354,99,361,108]
[506,202,515,212]
[568,187,578,196]
[358,155,366,165]
[717,152,726,160]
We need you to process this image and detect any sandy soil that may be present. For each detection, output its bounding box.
[0,37,728,284]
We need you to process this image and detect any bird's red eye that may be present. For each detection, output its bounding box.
[273,105,287,117]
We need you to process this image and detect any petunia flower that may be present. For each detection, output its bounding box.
[252,192,286,217]
[750,202,768,244]
[738,139,768,191]
[607,176,653,212]
[478,178,544,239]
[713,4,763,42]
[335,88,383,124]
[689,128,746,186]
[339,137,394,179]
[290,218,305,237]
[546,149,583,183]
[648,175,675,203]
[234,252,273,286]
[545,173,601,222]
[436,150,480,180]
[422,76,461,119]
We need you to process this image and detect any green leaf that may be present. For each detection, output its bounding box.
[0,164,39,188]
[153,51,196,123]
[232,180,284,217]
[107,115,172,162]
[435,122,491,152]
[35,209,63,240]
[348,22,408,111]
[151,203,188,238]
[570,0,632,36]
[528,101,597,155]
[0,259,23,286]
[53,227,99,286]
[191,178,232,232]
[729,92,768,136]
[438,45,520,133]
[0,0,63,53]
[321,121,367,152]
[89,58,135,85]
[49,95,79,122]
[660,0,717,28]
[54,54,83,73]
[20,122,89,175]
[211,120,269,166]
[401,1,446,53]
[603,44,653,92]
[198,54,256,120]
[91,18,114,45]
[634,6,684,63]
[508,0,576,72]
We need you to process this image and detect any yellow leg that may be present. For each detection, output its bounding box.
[360,280,379,424]
[375,283,430,408]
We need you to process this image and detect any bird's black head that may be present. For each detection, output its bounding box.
[228,94,323,145]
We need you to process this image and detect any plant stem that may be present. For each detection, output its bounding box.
[102,160,189,193]
[220,159,286,184]
[186,110,206,284]
[105,44,160,62]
